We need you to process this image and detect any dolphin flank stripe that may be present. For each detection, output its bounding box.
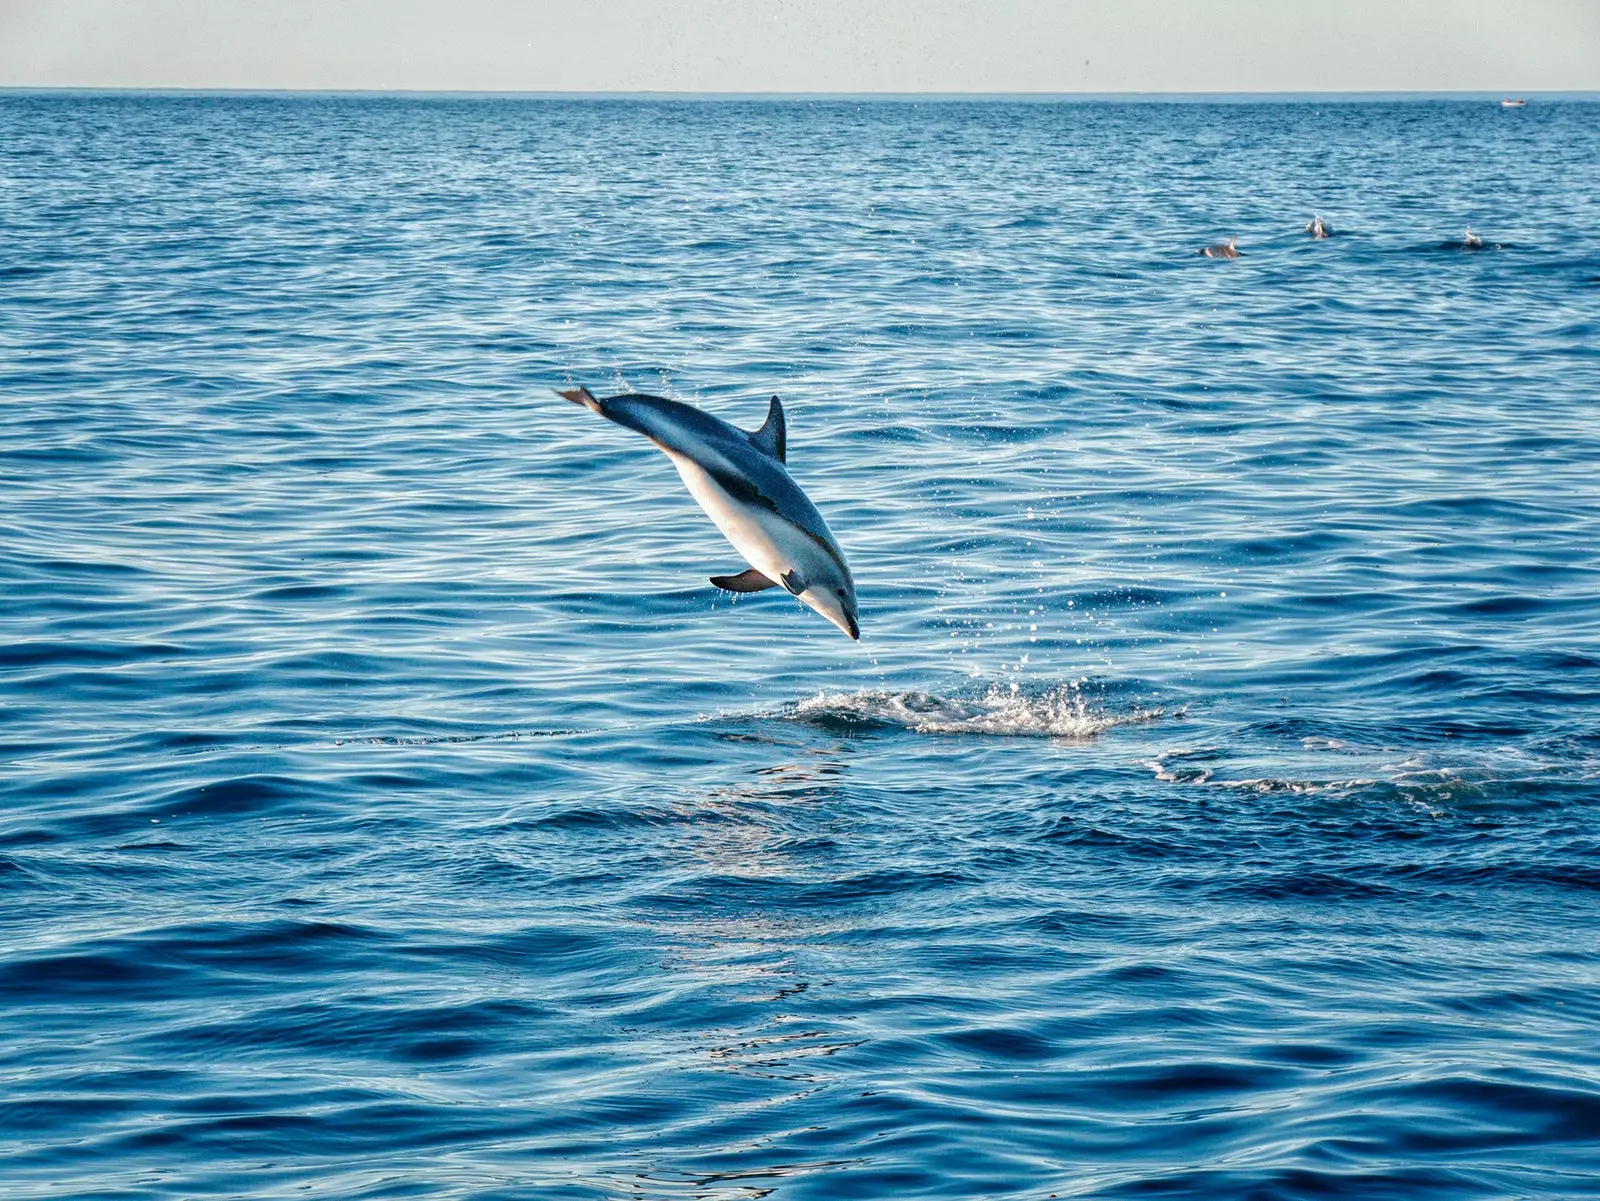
[700,461,851,579]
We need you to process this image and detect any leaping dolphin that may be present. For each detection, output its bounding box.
[556,386,861,640]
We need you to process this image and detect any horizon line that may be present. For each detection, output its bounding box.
[1,86,1594,101]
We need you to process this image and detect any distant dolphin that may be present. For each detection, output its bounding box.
[1200,236,1239,259]
[557,386,861,640]
[1463,227,1486,250]
[1306,214,1334,238]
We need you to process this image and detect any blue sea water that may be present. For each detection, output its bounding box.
[2,92,1599,1199]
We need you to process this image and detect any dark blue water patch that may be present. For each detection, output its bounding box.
[159,994,559,1063]
[0,944,196,1002]
[0,639,193,670]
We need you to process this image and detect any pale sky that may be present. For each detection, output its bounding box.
[1,0,1596,93]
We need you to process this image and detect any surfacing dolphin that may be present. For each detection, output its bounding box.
[1200,236,1240,259]
[1306,214,1334,238]
[556,386,860,640]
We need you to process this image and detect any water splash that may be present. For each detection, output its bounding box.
[792,683,1169,738]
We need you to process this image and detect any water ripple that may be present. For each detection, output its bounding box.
[2,93,1598,1199]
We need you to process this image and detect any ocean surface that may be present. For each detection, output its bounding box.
[3,93,1599,1199]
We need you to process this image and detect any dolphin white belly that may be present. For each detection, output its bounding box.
[664,447,799,586]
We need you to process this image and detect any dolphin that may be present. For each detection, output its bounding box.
[1462,227,1486,250]
[1306,214,1334,238]
[1200,236,1240,259]
[556,386,861,640]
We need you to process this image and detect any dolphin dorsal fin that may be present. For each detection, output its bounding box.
[748,395,786,462]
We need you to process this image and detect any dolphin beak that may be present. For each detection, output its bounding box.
[820,606,860,640]
[801,586,860,640]
[837,599,860,640]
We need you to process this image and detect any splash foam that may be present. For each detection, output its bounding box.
[793,684,1167,738]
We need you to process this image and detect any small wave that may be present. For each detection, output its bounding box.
[1436,237,1505,252]
[791,684,1169,738]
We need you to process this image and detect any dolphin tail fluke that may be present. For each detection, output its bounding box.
[748,395,786,462]
[710,568,778,593]
[557,386,603,414]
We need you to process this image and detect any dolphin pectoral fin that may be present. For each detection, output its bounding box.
[556,386,603,414]
[747,395,786,462]
[779,570,806,596]
[710,568,779,593]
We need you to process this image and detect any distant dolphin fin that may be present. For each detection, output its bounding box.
[711,568,779,593]
[557,386,603,414]
[747,395,786,462]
